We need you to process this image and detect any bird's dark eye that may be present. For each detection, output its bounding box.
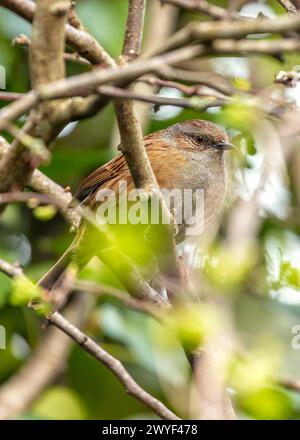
[191,135,204,144]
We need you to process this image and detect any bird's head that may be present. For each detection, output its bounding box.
[165,119,234,154]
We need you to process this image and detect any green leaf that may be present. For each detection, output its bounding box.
[10,275,51,315]
[33,205,57,222]
[279,261,300,290]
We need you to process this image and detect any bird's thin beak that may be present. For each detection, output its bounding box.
[215,141,235,150]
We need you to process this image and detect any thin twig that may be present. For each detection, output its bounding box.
[0,258,23,277]
[160,0,239,20]
[153,12,300,54]
[123,0,146,61]
[0,92,24,101]
[211,37,300,54]
[0,258,179,420]
[157,66,234,96]
[68,1,85,30]
[49,311,180,419]
[74,280,161,319]
[100,85,228,110]
[0,191,68,206]
[277,0,297,15]
[136,77,228,98]
[275,69,300,87]
[280,377,300,392]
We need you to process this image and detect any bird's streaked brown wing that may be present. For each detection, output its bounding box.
[72,132,178,206]
[72,153,130,206]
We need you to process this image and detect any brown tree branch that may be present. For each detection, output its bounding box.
[74,280,161,318]
[275,69,300,86]
[30,0,70,88]
[153,12,300,54]
[280,377,300,392]
[157,66,234,95]
[99,85,227,110]
[211,37,300,54]
[123,0,146,62]
[114,0,180,282]
[68,1,85,30]
[0,92,24,101]
[160,0,239,20]
[0,193,165,306]
[277,0,297,15]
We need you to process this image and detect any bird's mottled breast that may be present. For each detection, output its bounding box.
[180,148,227,228]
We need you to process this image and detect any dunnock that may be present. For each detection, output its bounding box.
[39,119,233,292]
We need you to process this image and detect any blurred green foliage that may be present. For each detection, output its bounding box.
[1,0,300,421]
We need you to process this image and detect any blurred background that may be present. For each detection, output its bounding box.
[1,0,300,420]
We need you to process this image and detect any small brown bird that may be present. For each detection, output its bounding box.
[38,119,233,293]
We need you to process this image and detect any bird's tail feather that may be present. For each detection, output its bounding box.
[38,247,73,292]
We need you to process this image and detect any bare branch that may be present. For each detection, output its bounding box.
[160,0,239,20]
[0,34,298,134]
[280,377,300,392]
[0,91,39,132]
[156,66,234,95]
[30,0,70,87]
[12,32,92,67]
[275,69,300,86]
[154,12,300,54]
[74,280,161,318]
[211,37,300,54]
[0,92,24,101]
[277,0,297,15]
[123,0,146,61]
[68,1,85,30]
[99,85,228,110]
[136,77,228,98]
[0,258,23,277]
